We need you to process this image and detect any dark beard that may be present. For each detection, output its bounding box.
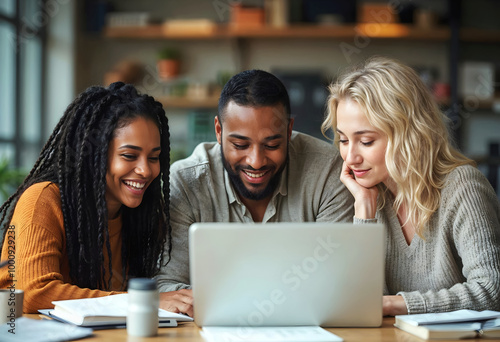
[220,143,288,201]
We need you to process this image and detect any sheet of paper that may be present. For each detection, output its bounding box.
[482,318,500,330]
[0,317,93,342]
[201,326,343,342]
[419,322,483,331]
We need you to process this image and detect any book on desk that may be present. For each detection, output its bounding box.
[394,309,500,340]
[38,293,193,329]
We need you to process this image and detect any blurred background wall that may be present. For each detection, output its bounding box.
[1,0,500,201]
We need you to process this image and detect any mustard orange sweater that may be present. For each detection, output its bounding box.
[0,182,125,313]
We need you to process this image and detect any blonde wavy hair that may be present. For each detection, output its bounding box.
[321,56,474,236]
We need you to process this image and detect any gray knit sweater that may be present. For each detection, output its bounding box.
[355,165,500,314]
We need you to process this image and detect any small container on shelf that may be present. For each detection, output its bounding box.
[187,82,210,100]
[264,0,288,27]
[106,12,150,27]
[358,3,398,23]
[460,62,495,101]
[433,82,450,105]
[157,47,181,80]
[414,9,438,29]
[231,4,265,28]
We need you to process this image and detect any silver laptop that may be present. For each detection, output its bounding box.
[189,222,384,327]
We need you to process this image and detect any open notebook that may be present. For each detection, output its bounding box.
[39,293,192,329]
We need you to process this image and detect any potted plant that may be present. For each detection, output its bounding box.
[157,47,181,80]
[0,158,25,203]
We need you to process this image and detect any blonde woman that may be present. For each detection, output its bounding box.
[322,56,500,316]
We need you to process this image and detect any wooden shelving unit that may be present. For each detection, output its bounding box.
[104,25,223,39]
[96,2,500,182]
[460,28,500,43]
[104,23,500,113]
[473,98,500,111]
[228,24,452,40]
[104,23,452,40]
[104,24,500,42]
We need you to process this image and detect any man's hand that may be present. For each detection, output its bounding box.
[159,289,194,317]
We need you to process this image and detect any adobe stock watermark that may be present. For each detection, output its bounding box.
[211,0,240,22]
[138,64,166,96]
[9,0,70,52]
[233,234,340,335]
[5,225,18,334]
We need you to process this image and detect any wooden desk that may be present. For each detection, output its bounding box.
[24,315,500,341]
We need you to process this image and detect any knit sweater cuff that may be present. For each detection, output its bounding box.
[157,282,191,292]
[353,217,378,224]
[397,291,427,314]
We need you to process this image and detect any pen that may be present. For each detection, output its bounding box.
[0,260,8,268]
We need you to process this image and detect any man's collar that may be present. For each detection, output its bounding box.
[224,168,239,204]
[276,163,288,197]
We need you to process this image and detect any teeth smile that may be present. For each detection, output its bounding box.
[244,171,266,178]
[124,181,145,189]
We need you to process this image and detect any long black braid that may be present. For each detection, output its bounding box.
[0,82,171,290]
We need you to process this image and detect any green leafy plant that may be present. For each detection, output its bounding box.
[216,70,233,88]
[0,158,26,203]
[157,47,181,60]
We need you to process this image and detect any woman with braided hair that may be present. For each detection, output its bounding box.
[0,82,192,315]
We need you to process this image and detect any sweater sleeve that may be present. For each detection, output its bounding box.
[398,168,500,314]
[1,183,123,313]
[353,217,378,224]
[15,224,123,313]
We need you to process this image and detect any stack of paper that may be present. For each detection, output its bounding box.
[394,309,500,340]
